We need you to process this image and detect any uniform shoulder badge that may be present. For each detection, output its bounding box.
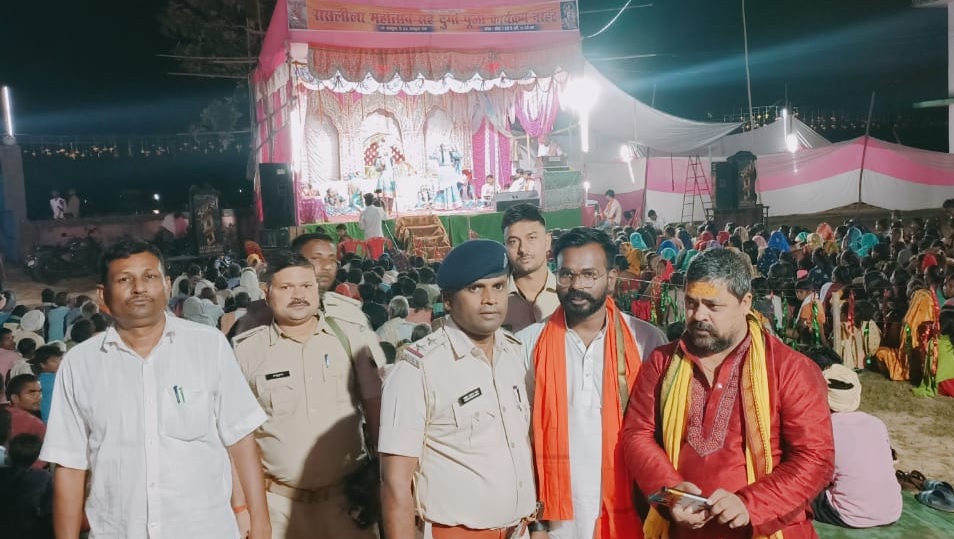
[324,291,362,308]
[231,324,269,347]
[401,344,425,368]
[503,330,522,345]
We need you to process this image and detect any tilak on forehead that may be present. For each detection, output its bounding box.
[686,281,721,300]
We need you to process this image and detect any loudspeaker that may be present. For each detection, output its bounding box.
[712,162,738,210]
[495,192,540,212]
[259,163,296,228]
[260,228,291,248]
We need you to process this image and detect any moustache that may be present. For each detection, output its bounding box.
[287,300,312,308]
[564,291,596,303]
[688,321,716,332]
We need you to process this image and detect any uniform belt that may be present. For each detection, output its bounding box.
[264,477,343,504]
[430,523,516,539]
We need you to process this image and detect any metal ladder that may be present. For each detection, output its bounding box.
[679,155,712,225]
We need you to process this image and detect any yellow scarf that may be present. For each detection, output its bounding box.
[643,315,783,539]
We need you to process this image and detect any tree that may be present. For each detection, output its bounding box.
[159,0,275,78]
[160,0,277,146]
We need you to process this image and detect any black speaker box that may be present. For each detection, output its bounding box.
[259,163,296,228]
[495,196,540,213]
[712,162,739,210]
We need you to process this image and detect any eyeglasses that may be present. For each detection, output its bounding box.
[556,269,605,288]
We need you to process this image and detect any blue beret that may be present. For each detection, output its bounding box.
[436,239,509,290]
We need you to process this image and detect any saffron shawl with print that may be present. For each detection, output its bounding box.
[532,297,642,539]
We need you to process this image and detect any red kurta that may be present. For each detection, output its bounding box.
[622,332,834,539]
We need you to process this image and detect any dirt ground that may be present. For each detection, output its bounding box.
[859,371,954,482]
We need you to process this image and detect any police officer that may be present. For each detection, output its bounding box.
[232,251,385,539]
[228,232,366,339]
[379,239,542,539]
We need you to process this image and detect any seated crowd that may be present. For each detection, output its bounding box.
[2,201,952,537]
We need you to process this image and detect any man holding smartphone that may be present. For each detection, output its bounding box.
[622,249,834,539]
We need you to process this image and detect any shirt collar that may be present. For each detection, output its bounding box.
[508,269,557,295]
[101,312,177,353]
[443,316,508,361]
[268,313,330,345]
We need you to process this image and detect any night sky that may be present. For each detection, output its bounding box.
[0,0,948,217]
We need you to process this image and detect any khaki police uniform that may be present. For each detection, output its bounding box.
[323,290,368,322]
[379,317,537,536]
[503,271,559,333]
[233,313,385,539]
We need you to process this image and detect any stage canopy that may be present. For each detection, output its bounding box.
[251,0,587,224]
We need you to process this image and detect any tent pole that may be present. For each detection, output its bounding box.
[642,147,651,224]
[742,0,755,133]
[856,91,876,218]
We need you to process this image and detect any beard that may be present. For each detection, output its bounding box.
[560,289,607,320]
[684,321,736,355]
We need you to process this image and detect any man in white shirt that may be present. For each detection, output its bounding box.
[481,174,497,206]
[516,228,666,539]
[40,239,270,539]
[358,193,387,239]
[376,296,417,346]
[49,191,66,220]
[600,190,622,229]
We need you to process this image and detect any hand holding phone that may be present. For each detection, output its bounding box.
[649,486,712,511]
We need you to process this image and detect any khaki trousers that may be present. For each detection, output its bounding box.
[267,490,380,539]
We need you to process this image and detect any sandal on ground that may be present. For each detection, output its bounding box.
[897,471,920,491]
[917,488,954,513]
[924,479,954,497]
[909,470,927,490]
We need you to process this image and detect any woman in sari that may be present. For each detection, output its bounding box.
[915,305,954,397]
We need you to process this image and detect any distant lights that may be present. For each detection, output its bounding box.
[1,86,14,144]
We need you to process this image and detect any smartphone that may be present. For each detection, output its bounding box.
[648,487,712,511]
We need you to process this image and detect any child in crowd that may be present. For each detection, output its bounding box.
[30,345,63,423]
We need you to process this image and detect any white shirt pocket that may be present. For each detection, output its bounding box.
[162,388,212,441]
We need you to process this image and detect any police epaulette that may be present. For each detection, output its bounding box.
[401,345,424,368]
[231,324,268,346]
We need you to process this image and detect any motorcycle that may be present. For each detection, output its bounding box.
[25,228,102,284]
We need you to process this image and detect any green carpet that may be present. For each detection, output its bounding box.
[815,493,954,539]
[302,208,582,246]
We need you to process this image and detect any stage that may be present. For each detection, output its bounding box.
[301,207,582,246]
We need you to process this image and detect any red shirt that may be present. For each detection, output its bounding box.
[622,332,834,539]
[8,406,47,469]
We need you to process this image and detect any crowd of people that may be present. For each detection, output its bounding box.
[0,200,951,538]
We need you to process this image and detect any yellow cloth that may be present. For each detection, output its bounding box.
[643,315,783,539]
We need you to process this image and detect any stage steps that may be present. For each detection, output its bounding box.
[394,215,452,262]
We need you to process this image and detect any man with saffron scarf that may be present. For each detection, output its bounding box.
[621,249,833,539]
[517,228,667,539]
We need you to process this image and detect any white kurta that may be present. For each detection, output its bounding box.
[517,312,667,539]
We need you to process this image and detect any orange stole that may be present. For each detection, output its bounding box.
[532,297,642,539]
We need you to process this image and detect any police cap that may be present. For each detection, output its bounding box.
[436,239,509,290]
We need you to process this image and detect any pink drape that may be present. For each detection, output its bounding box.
[471,119,512,197]
[514,85,560,137]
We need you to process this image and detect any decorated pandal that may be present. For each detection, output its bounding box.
[251,0,584,226]
[292,78,562,223]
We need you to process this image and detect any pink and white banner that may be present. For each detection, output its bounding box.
[597,137,954,222]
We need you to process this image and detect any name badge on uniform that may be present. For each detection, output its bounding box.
[265,371,291,380]
[458,387,482,406]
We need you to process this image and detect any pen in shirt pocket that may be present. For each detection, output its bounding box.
[173,386,185,403]
[513,385,522,404]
